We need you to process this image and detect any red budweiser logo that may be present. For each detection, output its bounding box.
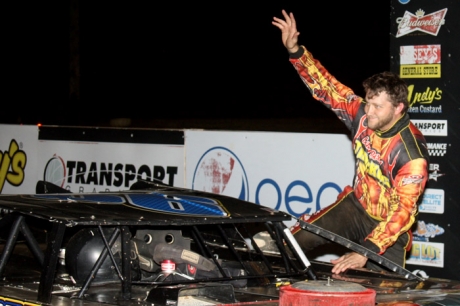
[396,8,447,37]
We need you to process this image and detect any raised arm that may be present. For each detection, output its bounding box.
[272,10,300,53]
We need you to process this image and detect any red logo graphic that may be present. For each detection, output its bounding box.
[400,45,441,64]
[192,147,249,201]
[396,8,447,37]
[187,264,197,276]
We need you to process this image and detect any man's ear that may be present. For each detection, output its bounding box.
[396,102,405,114]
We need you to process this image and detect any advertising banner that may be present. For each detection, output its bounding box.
[391,0,460,280]
[0,124,39,194]
[184,130,355,228]
[37,126,185,192]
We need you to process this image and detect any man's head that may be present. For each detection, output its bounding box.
[363,71,409,111]
[362,72,409,131]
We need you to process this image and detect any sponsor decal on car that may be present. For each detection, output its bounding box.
[0,295,41,306]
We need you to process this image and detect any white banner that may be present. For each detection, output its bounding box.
[37,140,185,193]
[184,130,355,226]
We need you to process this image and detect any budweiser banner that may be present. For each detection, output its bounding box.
[391,0,460,280]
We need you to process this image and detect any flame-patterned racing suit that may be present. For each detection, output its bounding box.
[289,46,429,270]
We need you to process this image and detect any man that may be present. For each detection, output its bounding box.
[272,10,429,274]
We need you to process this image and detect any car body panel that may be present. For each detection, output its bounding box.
[0,180,459,305]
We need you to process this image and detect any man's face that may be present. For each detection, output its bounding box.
[364,91,402,131]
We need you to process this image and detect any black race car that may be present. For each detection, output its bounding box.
[0,180,459,305]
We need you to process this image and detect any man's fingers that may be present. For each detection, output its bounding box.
[289,12,297,29]
[272,17,287,29]
[331,253,368,274]
[273,10,296,31]
[280,10,292,27]
[331,264,345,274]
[331,261,355,274]
[281,9,290,20]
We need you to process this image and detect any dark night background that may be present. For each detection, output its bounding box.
[4,1,391,133]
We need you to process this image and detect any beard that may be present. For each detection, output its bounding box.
[366,113,394,131]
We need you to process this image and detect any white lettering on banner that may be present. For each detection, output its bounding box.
[420,105,442,113]
[396,8,448,37]
[400,45,441,64]
[411,120,448,136]
[408,105,443,113]
[428,164,445,181]
[427,143,448,157]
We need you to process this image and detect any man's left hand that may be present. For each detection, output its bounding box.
[330,252,368,274]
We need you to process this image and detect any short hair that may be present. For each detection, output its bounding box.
[362,71,409,112]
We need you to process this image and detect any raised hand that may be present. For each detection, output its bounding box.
[272,10,300,53]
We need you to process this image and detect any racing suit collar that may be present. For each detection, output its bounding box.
[374,112,410,138]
